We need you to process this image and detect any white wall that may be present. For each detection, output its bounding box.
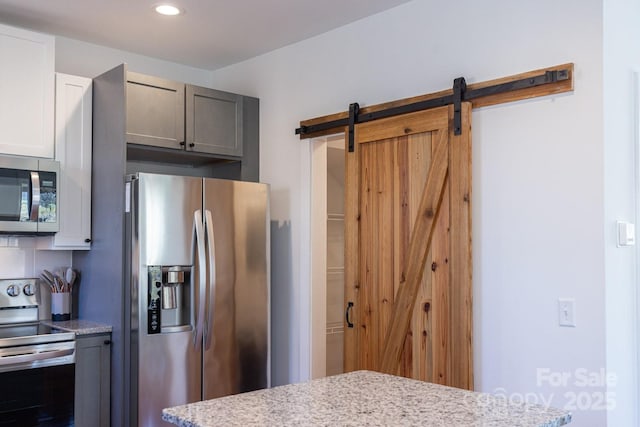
[603,0,640,425]
[209,0,614,425]
[54,36,213,86]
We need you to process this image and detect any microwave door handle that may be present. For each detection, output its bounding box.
[29,172,40,221]
[204,209,216,351]
[193,210,206,350]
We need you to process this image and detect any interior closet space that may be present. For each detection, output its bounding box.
[326,141,345,376]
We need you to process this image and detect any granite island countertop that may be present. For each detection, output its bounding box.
[42,319,112,335]
[162,370,571,427]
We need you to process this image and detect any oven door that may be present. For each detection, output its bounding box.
[0,341,75,426]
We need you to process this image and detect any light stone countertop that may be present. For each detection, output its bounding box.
[162,370,571,427]
[43,319,112,335]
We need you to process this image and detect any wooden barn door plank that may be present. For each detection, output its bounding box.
[448,103,473,390]
[403,132,435,382]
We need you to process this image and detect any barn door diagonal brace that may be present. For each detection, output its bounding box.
[295,65,572,139]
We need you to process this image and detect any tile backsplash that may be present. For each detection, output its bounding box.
[0,237,72,319]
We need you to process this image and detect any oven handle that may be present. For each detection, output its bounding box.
[0,348,74,366]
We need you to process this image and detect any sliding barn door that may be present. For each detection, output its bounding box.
[344,104,473,390]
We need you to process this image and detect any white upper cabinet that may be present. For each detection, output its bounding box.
[0,24,55,158]
[38,73,93,250]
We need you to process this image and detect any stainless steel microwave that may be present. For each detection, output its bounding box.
[0,155,59,234]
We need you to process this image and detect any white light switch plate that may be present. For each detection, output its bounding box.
[558,298,576,327]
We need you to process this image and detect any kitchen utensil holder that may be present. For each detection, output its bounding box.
[51,293,71,321]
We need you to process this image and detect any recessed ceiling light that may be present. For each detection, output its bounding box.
[155,4,182,16]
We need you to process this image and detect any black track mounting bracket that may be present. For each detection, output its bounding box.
[348,102,360,152]
[453,77,467,136]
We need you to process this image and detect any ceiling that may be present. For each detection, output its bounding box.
[0,0,411,70]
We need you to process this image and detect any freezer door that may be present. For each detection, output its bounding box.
[134,173,203,427]
[202,178,270,399]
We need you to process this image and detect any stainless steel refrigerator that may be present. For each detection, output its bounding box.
[125,173,270,426]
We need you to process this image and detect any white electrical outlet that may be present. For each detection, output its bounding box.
[558,298,576,327]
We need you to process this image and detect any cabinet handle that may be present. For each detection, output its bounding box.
[189,143,195,148]
[84,238,92,243]
[179,141,186,146]
[103,340,111,345]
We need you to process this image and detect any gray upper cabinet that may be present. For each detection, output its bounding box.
[186,85,243,157]
[126,72,185,150]
[126,72,244,158]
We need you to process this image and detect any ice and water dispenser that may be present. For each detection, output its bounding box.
[147,265,191,334]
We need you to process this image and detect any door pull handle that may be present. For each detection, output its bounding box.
[345,302,354,328]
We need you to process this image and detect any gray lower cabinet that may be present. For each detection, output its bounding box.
[126,72,244,157]
[75,333,111,427]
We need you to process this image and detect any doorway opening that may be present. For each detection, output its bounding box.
[326,138,345,375]
[310,134,345,379]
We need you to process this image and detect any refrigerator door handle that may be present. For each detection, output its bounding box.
[204,209,217,351]
[193,209,206,350]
